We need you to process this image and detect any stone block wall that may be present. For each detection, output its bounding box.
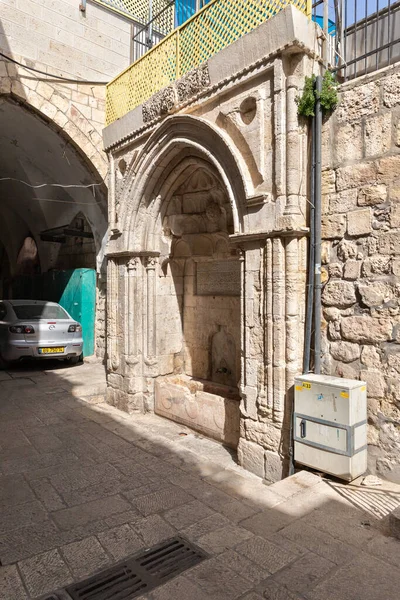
[0,0,132,171]
[321,66,400,482]
[0,0,131,81]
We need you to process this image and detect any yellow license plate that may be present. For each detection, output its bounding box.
[40,347,64,354]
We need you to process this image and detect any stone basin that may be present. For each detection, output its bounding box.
[155,374,240,448]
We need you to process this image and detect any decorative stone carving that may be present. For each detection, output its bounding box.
[176,63,210,103]
[142,64,210,123]
[142,86,177,123]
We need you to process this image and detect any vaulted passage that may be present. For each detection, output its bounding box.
[0,97,107,357]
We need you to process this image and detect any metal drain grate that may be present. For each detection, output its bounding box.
[65,536,207,600]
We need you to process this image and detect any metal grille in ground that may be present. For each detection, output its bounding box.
[64,536,208,600]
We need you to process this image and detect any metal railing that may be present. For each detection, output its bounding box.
[92,0,174,32]
[106,0,311,125]
[312,1,400,80]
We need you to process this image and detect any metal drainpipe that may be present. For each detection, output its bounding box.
[314,75,323,374]
[303,112,316,374]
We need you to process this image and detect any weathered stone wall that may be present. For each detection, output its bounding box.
[321,65,400,482]
[54,215,97,271]
[0,0,131,80]
[0,0,132,176]
[104,6,317,482]
[95,272,107,359]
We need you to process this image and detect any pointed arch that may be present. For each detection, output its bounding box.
[118,115,253,251]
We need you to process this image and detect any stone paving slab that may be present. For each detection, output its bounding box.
[0,365,400,599]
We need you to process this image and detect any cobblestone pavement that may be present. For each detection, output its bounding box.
[1,362,400,600]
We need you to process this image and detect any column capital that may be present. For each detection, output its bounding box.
[127,256,140,271]
[145,256,158,270]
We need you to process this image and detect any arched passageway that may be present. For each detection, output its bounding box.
[0,97,107,357]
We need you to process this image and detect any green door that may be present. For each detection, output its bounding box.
[58,269,96,358]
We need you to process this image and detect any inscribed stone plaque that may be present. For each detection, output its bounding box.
[196,260,240,296]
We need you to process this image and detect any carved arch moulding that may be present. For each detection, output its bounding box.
[110,115,255,250]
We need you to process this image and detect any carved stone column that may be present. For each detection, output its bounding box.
[265,237,273,415]
[273,57,286,204]
[144,256,158,363]
[107,257,120,372]
[272,237,285,424]
[284,74,302,217]
[125,256,141,365]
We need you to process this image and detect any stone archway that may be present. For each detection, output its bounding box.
[106,107,308,481]
[106,118,246,447]
[113,115,251,247]
[0,95,108,358]
[0,62,107,179]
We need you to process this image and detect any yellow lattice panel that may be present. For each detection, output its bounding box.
[107,32,178,122]
[179,0,307,74]
[106,0,310,124]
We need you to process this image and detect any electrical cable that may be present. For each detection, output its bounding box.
[34,198,101,205]
[0,51,108,85]
[0,177,105,189]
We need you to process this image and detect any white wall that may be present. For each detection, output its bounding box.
[0,0,132,80]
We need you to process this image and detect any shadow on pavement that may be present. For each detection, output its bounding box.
[0,362,400,600]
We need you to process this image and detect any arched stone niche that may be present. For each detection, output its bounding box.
[112,157,242,448]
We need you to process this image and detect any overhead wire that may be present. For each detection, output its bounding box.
[0,51,108,85]
[0,177,105,189]
[0,177,108,205]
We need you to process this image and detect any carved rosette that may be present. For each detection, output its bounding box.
[176,63,210,103]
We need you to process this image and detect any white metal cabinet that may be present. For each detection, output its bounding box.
[293,374,367,481]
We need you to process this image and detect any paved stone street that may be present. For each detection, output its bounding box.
[1,362,400,600]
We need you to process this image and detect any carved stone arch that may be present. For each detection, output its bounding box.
[119,115,252,250]
[4,83,108,179]
[135,149,235,252]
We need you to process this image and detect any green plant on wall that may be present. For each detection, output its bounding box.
[296,71,338,117]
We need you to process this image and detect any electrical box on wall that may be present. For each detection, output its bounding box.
[294,374,367,481]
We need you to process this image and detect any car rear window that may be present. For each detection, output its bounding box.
[13,304,69,320]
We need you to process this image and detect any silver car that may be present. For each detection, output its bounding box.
[0,300,83,367]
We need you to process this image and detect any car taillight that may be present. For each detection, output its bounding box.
[68,323,82,333]
[9,325,35,334]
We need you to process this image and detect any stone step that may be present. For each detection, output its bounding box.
[268,469,324,499]
[70,382,106,403]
